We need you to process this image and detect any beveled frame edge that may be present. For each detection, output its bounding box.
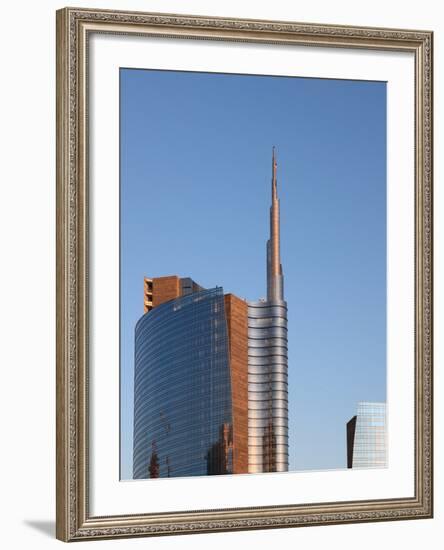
[55,6,433,542]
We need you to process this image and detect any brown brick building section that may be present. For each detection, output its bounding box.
[152,276,181,308]
[144,276,181,313]
[224,294,249,474]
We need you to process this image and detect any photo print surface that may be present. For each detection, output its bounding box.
[119,68,387,481]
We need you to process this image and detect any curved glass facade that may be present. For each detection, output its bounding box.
[133,287,233,479]
[247,300,288,473]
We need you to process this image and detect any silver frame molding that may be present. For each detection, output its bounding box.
[56,6,433,542]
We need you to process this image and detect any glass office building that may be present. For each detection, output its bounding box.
[347,401,387,469]
[133,287,234,479]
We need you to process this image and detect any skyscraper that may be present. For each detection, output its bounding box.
[133,286,248,478]
[247,148,288,473]
[133,149,287,478]
[347,402,387,469]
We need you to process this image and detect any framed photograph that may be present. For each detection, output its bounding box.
[56,7,433,542]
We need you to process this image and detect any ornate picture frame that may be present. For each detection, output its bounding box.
[56,6,433,542]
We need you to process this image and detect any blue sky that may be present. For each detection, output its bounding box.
[119,68,387,480]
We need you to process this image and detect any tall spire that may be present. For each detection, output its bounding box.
[267,147,284,301]
[272,146,278,202]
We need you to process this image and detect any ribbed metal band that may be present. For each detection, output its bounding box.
[247,299,288,473]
